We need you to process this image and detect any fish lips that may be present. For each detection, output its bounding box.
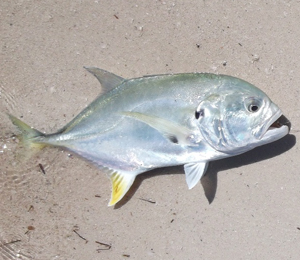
[258,111,291,144]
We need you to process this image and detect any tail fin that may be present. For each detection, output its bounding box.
[8,114,47,152]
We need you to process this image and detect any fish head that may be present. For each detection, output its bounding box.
[195,78,290,155]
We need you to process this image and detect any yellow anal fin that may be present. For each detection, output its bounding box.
[108,171,136,206]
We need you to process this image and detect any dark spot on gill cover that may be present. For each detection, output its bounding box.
[195,109,204,119]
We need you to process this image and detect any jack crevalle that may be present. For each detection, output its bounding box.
[9,67,290,206]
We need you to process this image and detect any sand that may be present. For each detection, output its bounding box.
[0,1,299,259]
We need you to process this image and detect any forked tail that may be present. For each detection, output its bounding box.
[8,114,47,153]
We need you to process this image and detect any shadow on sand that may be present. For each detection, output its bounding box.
[114,134,296,209]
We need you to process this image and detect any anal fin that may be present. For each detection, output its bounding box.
[108,170,136,206]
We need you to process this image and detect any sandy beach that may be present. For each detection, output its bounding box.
[0,1,299,259]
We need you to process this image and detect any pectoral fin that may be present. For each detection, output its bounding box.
[184,162,209,189]
[123,111,198,146]
[108,170,136,206]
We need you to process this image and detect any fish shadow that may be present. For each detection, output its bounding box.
[115,134,296,208]
[201,134,296,204]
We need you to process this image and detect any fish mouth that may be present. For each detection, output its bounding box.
[269,115,291,131]
[260,113,291,143]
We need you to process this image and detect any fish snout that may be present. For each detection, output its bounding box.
[271,115,291,133]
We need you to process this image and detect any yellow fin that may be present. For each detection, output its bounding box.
[108,171,136,206]
[8,114,46,161]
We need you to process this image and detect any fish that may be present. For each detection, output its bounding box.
[9,67,291,206]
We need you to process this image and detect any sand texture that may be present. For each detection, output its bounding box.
[0,1,299,259]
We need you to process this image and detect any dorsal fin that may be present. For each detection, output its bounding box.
[84,67,124,93]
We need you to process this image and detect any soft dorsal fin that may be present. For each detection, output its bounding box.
[123,111,200,146]
[84,67,124,93]
[184,162,209,189]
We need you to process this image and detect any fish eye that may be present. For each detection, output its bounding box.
[248,104,259,112]
[245,97,262,113]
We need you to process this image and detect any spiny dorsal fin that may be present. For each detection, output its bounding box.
[184,162,209,189]
[84,67,124,93]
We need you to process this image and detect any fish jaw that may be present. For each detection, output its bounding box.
[255,111,290,147]
[244,98,290,149]
[254,100,291,151]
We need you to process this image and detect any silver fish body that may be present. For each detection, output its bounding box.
[10,68,290,206]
